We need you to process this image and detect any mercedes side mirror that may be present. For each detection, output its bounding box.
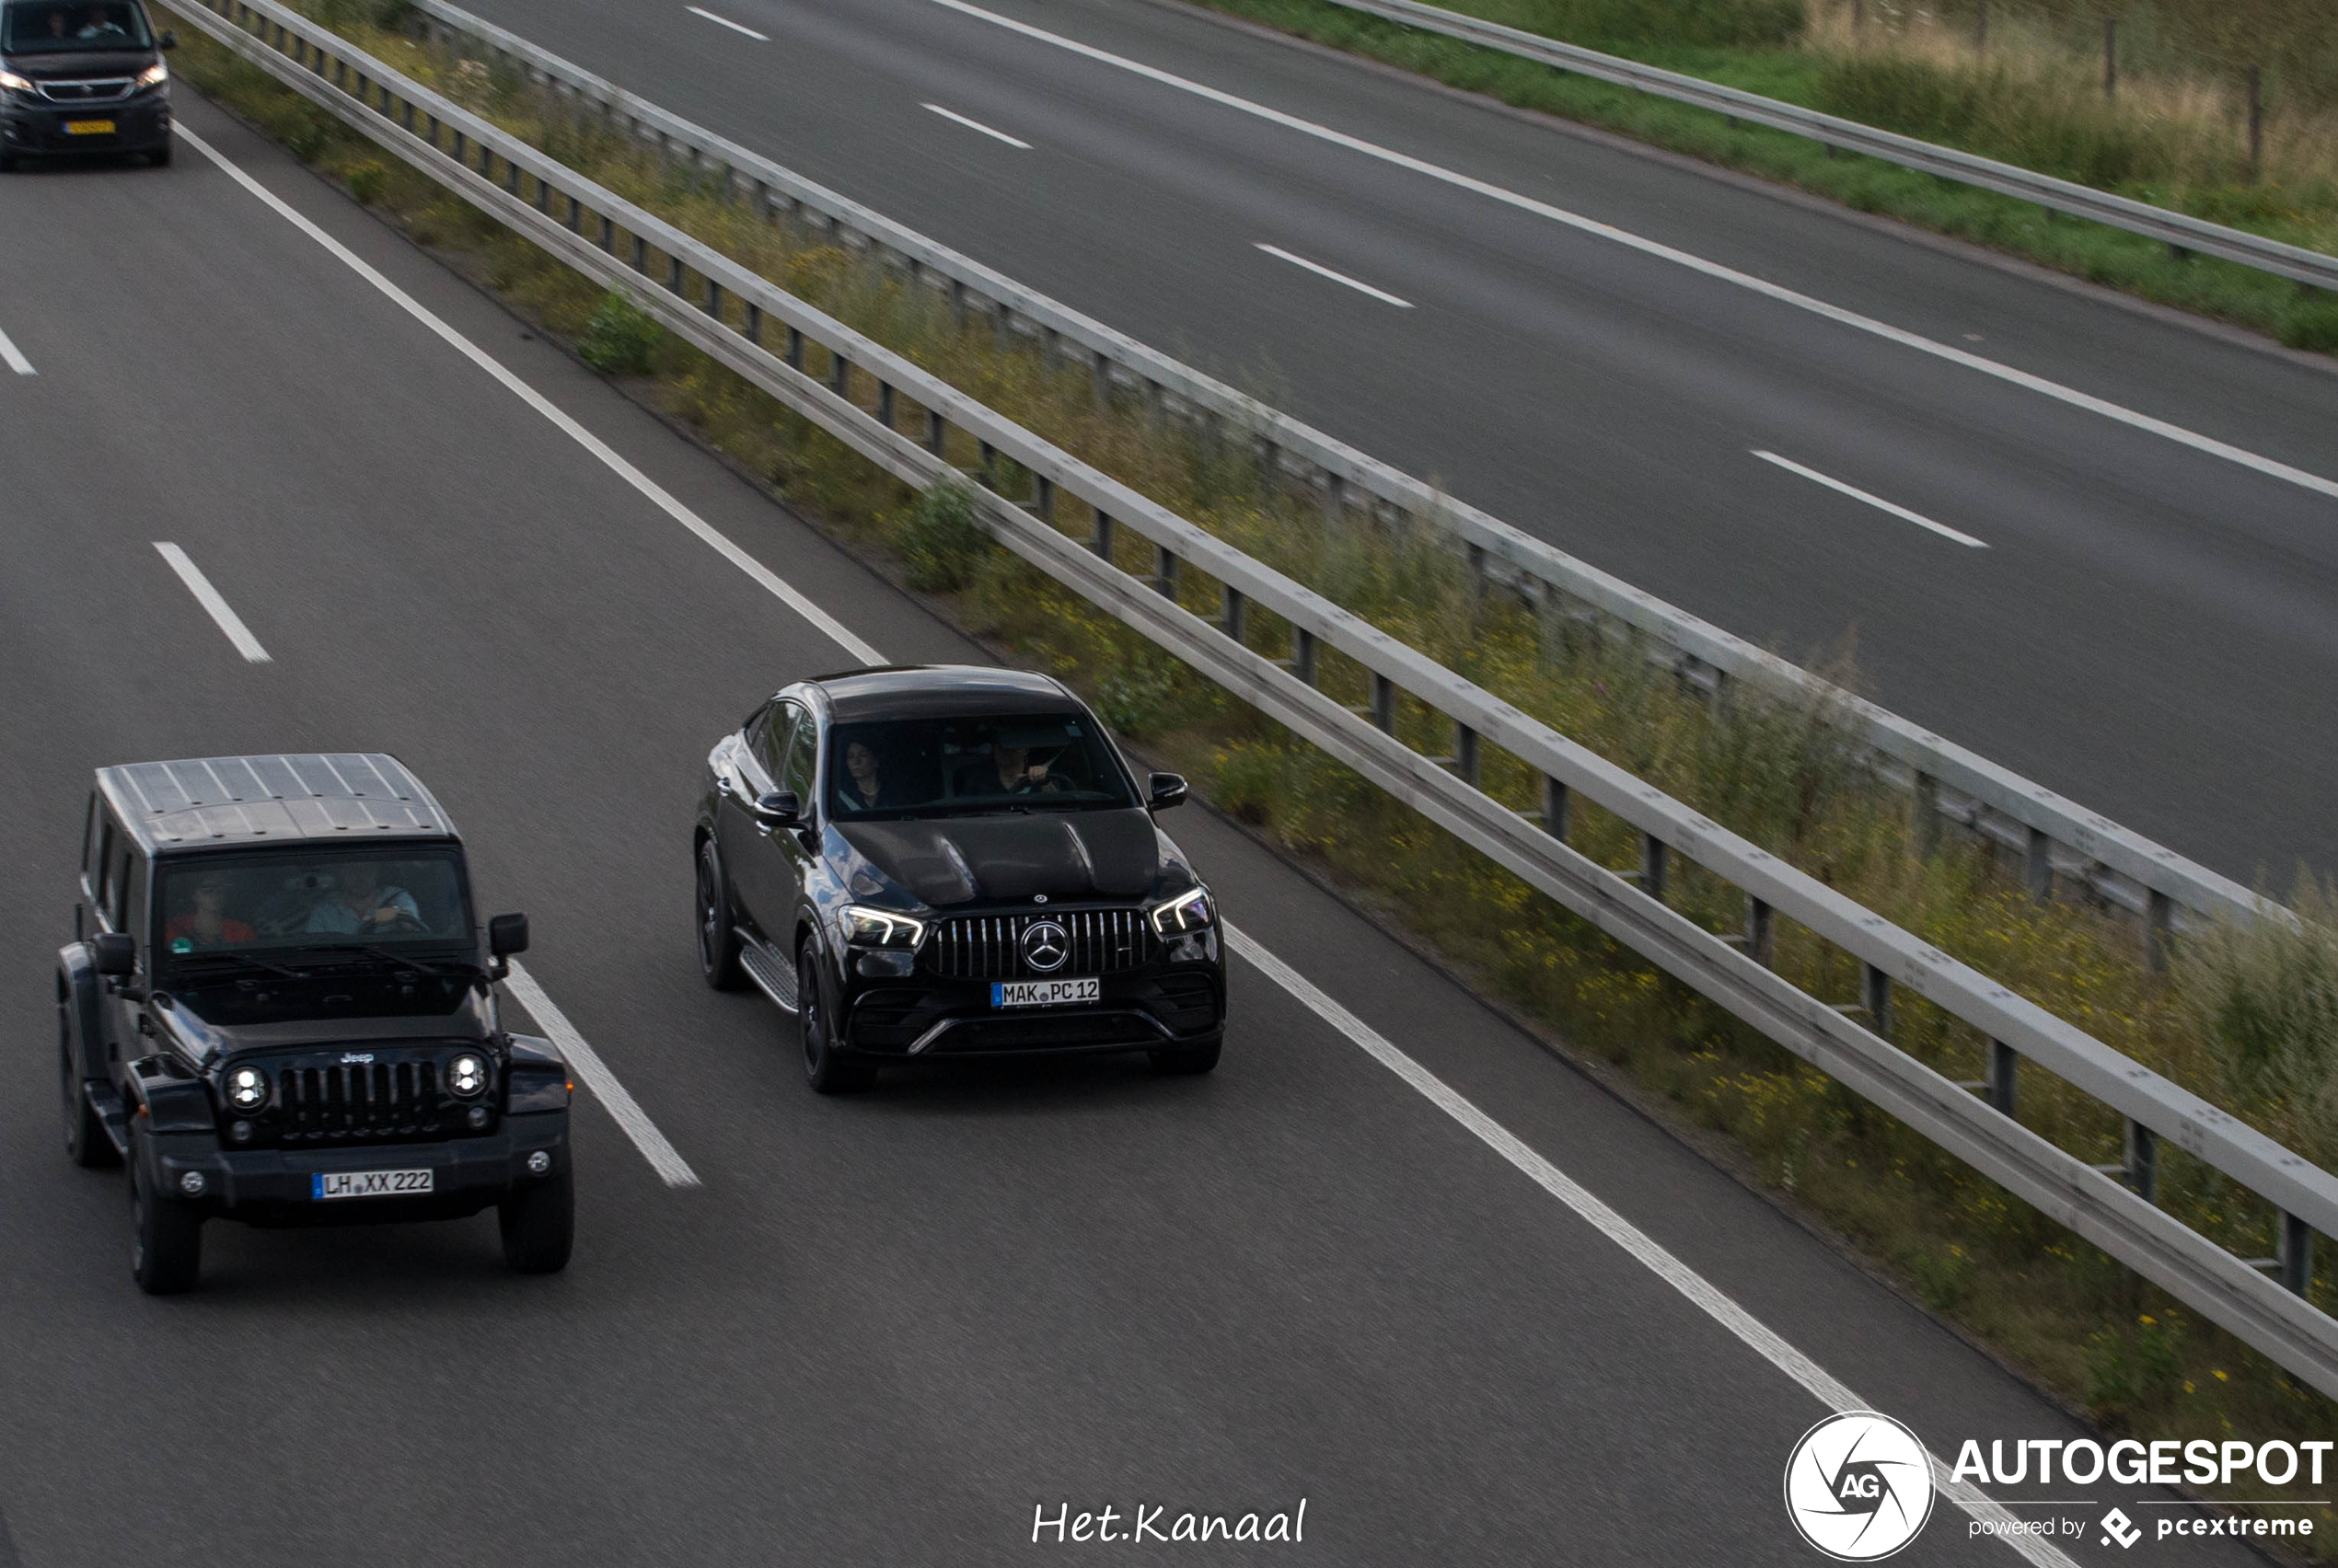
[754,790,804,827]
[158,29,178,47]
[489,913,530,959]
[92,932,135,976]
[1147,772,1188,811]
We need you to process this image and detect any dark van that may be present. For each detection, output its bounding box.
[0,0,174,170]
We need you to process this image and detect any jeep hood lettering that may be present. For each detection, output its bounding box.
[836,810,1160,905]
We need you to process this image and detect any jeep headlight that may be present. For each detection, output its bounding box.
[1149,885,1214,938]
[225,1065,270,1113]
[136,61,168,89]
[841,905,925,949]
[447,1053,489,1099]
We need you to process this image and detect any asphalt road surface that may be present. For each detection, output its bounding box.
[0,95,2282,1566]
[446,0,2338,888]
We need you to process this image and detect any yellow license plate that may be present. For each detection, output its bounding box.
[64,119,116,135]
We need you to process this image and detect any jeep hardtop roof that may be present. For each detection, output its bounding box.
[95,754,457,852]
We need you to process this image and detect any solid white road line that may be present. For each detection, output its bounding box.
[925,0,2338,506]
[176,124,885,666]
[922,102,1031,149]
[1223,924,2077,1568]
[153,543,272,662]
[686,5,769,40]
[1753,450,1988,548]
[1255,243,1414,308]
[504,962,700,1189]
[0,323,32,375]
[185,103,2065,1537]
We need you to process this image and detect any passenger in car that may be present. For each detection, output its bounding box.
[166,873,256,949]
[838,740,889,813]
[306,863,423,933]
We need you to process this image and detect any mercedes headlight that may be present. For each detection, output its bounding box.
[447,1053,490,1099]
[1149,885,1214,938]
[225,1065,270,1113]
[0,70,32,94]
[841,905,925,949]
[136,61,168,88]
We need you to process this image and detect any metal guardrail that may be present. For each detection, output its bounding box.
[1315,0,2338,294]
[164,0,2338,1396]
[389,0,2283,955]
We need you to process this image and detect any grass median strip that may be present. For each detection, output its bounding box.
[163,8,2338,1538]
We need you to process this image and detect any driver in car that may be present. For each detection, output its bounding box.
[306,863,423,934]
[990,738,1067,795]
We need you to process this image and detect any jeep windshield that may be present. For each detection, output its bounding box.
[1,0,154,52]
[827,711,1136,819]
[154,846,474,964]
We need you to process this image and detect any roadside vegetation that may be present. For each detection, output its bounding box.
[162,9,2338,1542]
[1184,0,2338,352]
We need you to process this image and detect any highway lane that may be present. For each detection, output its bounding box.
[0,94,2269,1566]
[446,0,2338,888]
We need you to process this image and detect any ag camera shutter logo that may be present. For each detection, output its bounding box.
[1783,1412,1936,1561]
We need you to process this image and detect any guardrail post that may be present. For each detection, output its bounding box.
[828,352,851,398]
[1863,963,1892,1040]
[2147,890,2174,974]
[742,303,761,345]
[1639,835,1667,904]
[1453,723,1479,789]
[977,441,998,490]
[565,191,583,234]
[2023,826,2053,899]
[2125,1120,2158,1205]
[1153,546,1179,600]
[1291,629,1318,688]
[1539,778,1570,843]
[1369,673,1395,733]
[1744,896,1774,968]
[703,279,722,319]
[2281,1213,2313,1297]
[875,382,896,432]
[666,254,684,294]
[1324,471,1344,525]
[1092,350,1111,413]
[1091,512,1114,561]
[1032,474,1052,524]
[631,235,648,274]
[1914,771,1940,857]
[1220,586,1246,645]
[1987,1040,2017,1117]
[597,213,614,252]
[784,326,804,372]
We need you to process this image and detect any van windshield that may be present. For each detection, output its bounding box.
[2,0,154,52]
[154,847,473,960]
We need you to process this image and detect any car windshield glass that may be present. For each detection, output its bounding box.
[154,847,473,962]
[828,711,1135,818]
[2,0,153,52]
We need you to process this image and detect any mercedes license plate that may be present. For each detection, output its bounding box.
[64,119,116,135]
[992,977,1099,1008]
[312,1168,434,1200]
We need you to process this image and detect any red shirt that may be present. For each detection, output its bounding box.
[166,915,256,946]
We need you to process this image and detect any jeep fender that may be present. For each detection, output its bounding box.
[55,943,107,1085]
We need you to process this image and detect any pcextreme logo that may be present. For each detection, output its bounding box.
[1783,1412,1938,1561]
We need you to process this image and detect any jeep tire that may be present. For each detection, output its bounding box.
[499,1164,574,1274]
[129,1137,202,1295]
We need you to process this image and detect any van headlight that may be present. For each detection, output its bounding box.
[841,905,925,949]
[136,61,168,89]
[0,70,33,94]
[1149,886,1214,937]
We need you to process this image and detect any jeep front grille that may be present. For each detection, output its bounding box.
[268,1059,472,1143]
[924,909,1152,979]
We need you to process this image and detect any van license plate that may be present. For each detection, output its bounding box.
[313,1169,434,1199]
[64,119,116,135]
[992,978,1099,1008]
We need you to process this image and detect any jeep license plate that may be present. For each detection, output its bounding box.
[64,119,116,135]
[312,1169,434,1200]
[992,977,1099,1008]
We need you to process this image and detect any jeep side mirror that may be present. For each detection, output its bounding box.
[92,932,135,976]
[1147,772,1188,811]
[158,29,178,47]
[754,790,804,827]
[489,913,530,959]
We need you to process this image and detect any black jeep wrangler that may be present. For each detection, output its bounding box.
[694,665,1225,1091]
[56,754,573,1294]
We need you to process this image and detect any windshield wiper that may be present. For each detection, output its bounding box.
[166,951,307,981]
